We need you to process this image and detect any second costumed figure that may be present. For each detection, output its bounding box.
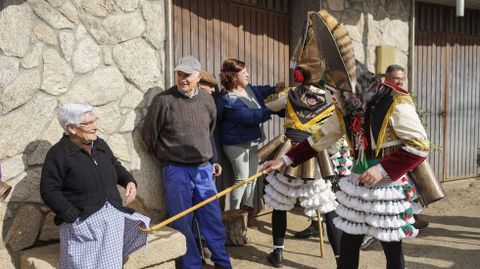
[257,10,354,267]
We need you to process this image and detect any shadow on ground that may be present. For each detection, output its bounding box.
[353,213,480,269]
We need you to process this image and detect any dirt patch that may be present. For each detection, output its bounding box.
[203,178,480,269]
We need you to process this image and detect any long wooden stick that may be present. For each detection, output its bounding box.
[140,171,266,233]
[317,210,325,258]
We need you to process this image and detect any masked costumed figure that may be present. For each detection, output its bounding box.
[261,10,433,269]
[259,10,354,267]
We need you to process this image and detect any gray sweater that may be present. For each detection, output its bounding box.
[142,86,216,165]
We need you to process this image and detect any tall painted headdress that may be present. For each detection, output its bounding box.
[291,10,357,93]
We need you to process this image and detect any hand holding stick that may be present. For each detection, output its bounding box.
[140,171,267,233]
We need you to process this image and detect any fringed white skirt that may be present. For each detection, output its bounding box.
[333,173,418,242]
[263,172,337,217]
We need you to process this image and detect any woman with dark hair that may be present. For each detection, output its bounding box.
[218,58,282,228]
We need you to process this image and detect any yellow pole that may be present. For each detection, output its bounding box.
[317,210,324,258]
[140,171,266,233]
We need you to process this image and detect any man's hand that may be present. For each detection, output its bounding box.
[260,159,285,173]
[125,182,137,205]
[213,163,223,176]
[359,166,383,186]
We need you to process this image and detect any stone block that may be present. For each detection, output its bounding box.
[147,260,175,269]
[6,205,43,252]
[61,66,125,106]
[116,0,140,12]
[95,103,122,134]
[113,38,160,89]
[19,226,186,269]
[0,4,33,57]
[0,155,25,181]
[41,48,73,95]
[81,0,114,18]
[142,1,165,49]
[72,37,101,73]
[0,55,20,89]
[19,243,59,269]
[57,0,79,24]
[102,11,145,42]
[33,22,58,46]
[124,226,186,269]
[29,0,74,29]
[0,69,41,114]
[0,247,16,269]
[58,31,74,62]
[78,12,115,44]
[21,42,44,69]
[0,95,56,159]
[38,212,59,242]
[107,134,130,162]
[327,0,345,11]
[6,166,43,204]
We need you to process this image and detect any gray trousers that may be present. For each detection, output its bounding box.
[223,142,259,209]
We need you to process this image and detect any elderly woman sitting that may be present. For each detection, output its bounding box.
[40,103,150,269]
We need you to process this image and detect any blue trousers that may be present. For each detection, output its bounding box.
[162,163,231,269]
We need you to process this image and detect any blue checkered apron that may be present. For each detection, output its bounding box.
[59,202,150,269]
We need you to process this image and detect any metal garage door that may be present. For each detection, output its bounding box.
[415,2,480,181]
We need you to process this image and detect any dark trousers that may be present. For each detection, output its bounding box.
[338,233,405,269]
[271,209,342,256]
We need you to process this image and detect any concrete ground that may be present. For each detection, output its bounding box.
[204,177,480,269]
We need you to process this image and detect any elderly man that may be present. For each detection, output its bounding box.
[142,56,231,269]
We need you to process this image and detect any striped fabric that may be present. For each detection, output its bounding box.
[59,202,150,269]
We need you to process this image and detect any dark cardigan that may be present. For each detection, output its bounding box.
[40,135,136,225]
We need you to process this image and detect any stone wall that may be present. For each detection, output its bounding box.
[291,0,412,84]
[0,0,167,266]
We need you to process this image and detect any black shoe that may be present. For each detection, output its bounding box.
[294,221,319,239]
[267,248,284,268]
[413,215,429,229]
